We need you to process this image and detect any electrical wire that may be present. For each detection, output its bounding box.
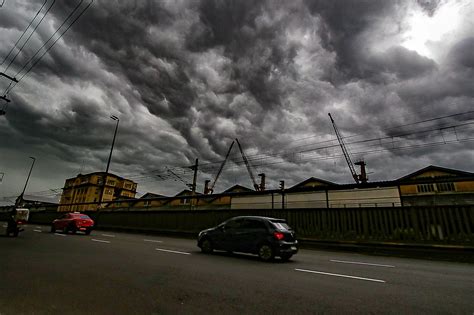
[2,0,54,73]
[4,0,93,95]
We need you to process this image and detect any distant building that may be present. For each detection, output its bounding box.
[397,165,474,206]
[58,172,137,212]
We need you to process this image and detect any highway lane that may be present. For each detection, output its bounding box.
[1,225,473,314]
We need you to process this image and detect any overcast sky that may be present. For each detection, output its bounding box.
[0,0,473,202]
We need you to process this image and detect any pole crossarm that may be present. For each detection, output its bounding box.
[0,95,11,102]
[0,72,18,82]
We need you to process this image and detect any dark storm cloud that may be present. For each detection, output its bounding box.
[416,0,442,16]
[304,0,404,83]
[0,0,473,196]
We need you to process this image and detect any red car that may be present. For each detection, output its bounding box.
[51,213,94,235]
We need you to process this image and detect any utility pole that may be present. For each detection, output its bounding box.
[191,158,198,209]
[98,115,119,210]
[16,157,35,207]
[191,158,198,193]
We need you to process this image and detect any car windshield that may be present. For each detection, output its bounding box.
[79,215,91,219]
[271,221,291,231]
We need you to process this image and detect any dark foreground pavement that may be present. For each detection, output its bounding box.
[1,224,473,314]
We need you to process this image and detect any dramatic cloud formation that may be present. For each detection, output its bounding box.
[0,0,473,201]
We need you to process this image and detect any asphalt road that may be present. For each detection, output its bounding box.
[1,224,473,315]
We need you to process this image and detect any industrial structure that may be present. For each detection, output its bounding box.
[100,165,473,211]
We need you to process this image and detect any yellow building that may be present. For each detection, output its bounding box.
[398,165,474,206]
[58,172,137,212]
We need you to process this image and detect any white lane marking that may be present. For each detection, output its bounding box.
[295,268,386,283]
[34,229,42,233]
[36,226,42,229]
[144,239,163,243]
[54,233,66,237]
[155,248,191,255]
[101,234,115,238]
[91,239,110,243]
[2,224,7,228]
[330,259,395,268]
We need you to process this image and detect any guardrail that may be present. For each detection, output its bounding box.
[25,205,474,245]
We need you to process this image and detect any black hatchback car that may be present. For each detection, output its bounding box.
[197,216,298,261]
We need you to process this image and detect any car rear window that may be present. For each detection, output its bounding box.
[271,221,292,231]
[79,215,91,219]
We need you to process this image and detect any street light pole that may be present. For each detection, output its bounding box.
[105,115,119,174]
[16,156,35,207]
[98,115,119,209]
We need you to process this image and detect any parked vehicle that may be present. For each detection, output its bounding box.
[197,216,298,261]
[51,212,94,235]
[5,208,29,237]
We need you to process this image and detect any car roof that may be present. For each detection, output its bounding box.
[228,216,285,222]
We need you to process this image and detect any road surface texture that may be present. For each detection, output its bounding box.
[1,224,473,314]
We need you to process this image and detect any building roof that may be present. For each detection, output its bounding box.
[288,177,337,191]
[223,185,254,193]
[396,165,474,182]
[139,192,167,199]
[174,189,202,197]
[66,172,137,184]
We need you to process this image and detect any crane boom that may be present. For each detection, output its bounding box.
[208,141,235,193]
[235,138,260,191]
[328,113,360,184]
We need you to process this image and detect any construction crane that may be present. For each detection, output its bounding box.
[328,113,367,184]
[235,138,262,191]
[205,141,235,194]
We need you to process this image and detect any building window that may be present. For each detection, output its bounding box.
[107,180,116,186]
[180,198,189,204]
[437,182,455,192]
[144,200,151,206]
[417,184,435,193]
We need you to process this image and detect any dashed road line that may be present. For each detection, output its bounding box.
[155,248,191,255]
[54,233,66,237]
[34,229,42,233]
[295,268,386,283]
[144,239,163,243]
[101,234,116,238]
[330,259,395,268]
[35,226,42,229]
[91,239,110,243]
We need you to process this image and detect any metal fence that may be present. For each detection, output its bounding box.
[25,205,474,245]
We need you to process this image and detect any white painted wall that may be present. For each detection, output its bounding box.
[328,187,401,208]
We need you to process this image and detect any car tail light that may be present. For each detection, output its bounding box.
[274,232,284,240]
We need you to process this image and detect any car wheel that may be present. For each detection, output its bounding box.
[85,229,91,235]
[69,224,77,234]
[50,225,56,233]
[200,238,213,254]
[62,226,68,234]
[258,243,275,262]
[280,254,293,261]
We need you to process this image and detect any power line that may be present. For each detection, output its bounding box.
[2,0,54,72]
[121,122,473,185]
[4,0,93,95]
